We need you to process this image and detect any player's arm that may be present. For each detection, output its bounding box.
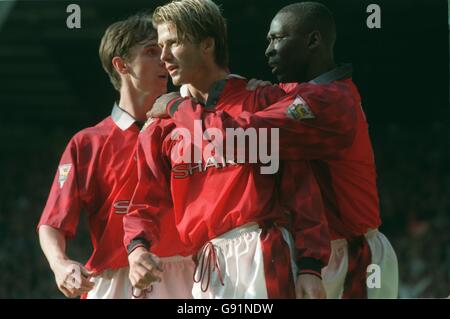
[123,121,172,289]
[39,225,94,298]
[146,79,275,119]
[112,145,163,290]
[37,138,94,298]
[280,161,330,299]
[168,82,357,160]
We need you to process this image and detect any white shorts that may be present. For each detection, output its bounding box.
[86,255,195,299]
[133,255,195,299]
[192,222,297,299]
[322,229,398,299]
[86,267,132,299]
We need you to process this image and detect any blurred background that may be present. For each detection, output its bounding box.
[0,0,448,298]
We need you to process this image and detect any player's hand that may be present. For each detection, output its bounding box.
[147,92,181,119]
[246,78,272,91]
[296,273,327,299]
[128,247,163,290]
[51,259,95,298]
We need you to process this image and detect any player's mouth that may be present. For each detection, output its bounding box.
[166,64,179,75]
[158,74,168,80]
[268,61,279,74]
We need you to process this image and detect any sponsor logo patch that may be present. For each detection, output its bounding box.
[287,95,315,120]
[58,164,72,188]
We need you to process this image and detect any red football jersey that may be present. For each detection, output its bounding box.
[169,65,381,240]
[124,78,330,272]
[114,138,191,258]
[38,105,144,273]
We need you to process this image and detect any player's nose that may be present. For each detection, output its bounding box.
[265,42,276,58]
[160,45,172,63]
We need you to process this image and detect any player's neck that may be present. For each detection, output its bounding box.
[118,86,156,123]
[187,66,228,104]
[304,57,336,83]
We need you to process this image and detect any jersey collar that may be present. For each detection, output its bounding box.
[309,63,353,84]
[111,103,137,131]
[179,74,246,109]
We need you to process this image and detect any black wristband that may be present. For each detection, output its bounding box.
[127,237,150,255]
[297,257,323,275]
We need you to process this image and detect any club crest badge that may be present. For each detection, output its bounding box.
[287,95,315,120]
[58,164,72,188]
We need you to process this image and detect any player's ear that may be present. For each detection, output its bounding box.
[307,30,321,50]
[201,37,215,56]
[112,56,129,75]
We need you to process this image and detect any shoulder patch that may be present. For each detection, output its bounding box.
[58,164,72,188]
[287,95,315,120]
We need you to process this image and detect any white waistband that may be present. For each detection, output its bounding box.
[158,255,193,263]
[210,222,260,246]
[96,267,129,280]
[331,228,379,249]
[96,255,193,278]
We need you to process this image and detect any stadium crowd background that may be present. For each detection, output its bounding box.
[0,0,448,298]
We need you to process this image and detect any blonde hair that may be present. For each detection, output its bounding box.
[99,12,156,92]
[153,0,228,68]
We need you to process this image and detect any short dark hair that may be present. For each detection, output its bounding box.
[278,2,336,49]
[99,11,157,91]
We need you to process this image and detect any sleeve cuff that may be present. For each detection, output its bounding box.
[166,97,188,117]
[127,237,150,255]
[297,257,323,278]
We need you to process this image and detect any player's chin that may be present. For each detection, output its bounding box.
[140,84,166,97]
[275,72,289,83]
[170,74,183,86]
[273,67,291,83]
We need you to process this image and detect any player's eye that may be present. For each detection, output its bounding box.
[268,35,283,43]
[145,48,159,56]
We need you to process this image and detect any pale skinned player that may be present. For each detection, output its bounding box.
[124,0,330,299]
[37,12,194,299]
